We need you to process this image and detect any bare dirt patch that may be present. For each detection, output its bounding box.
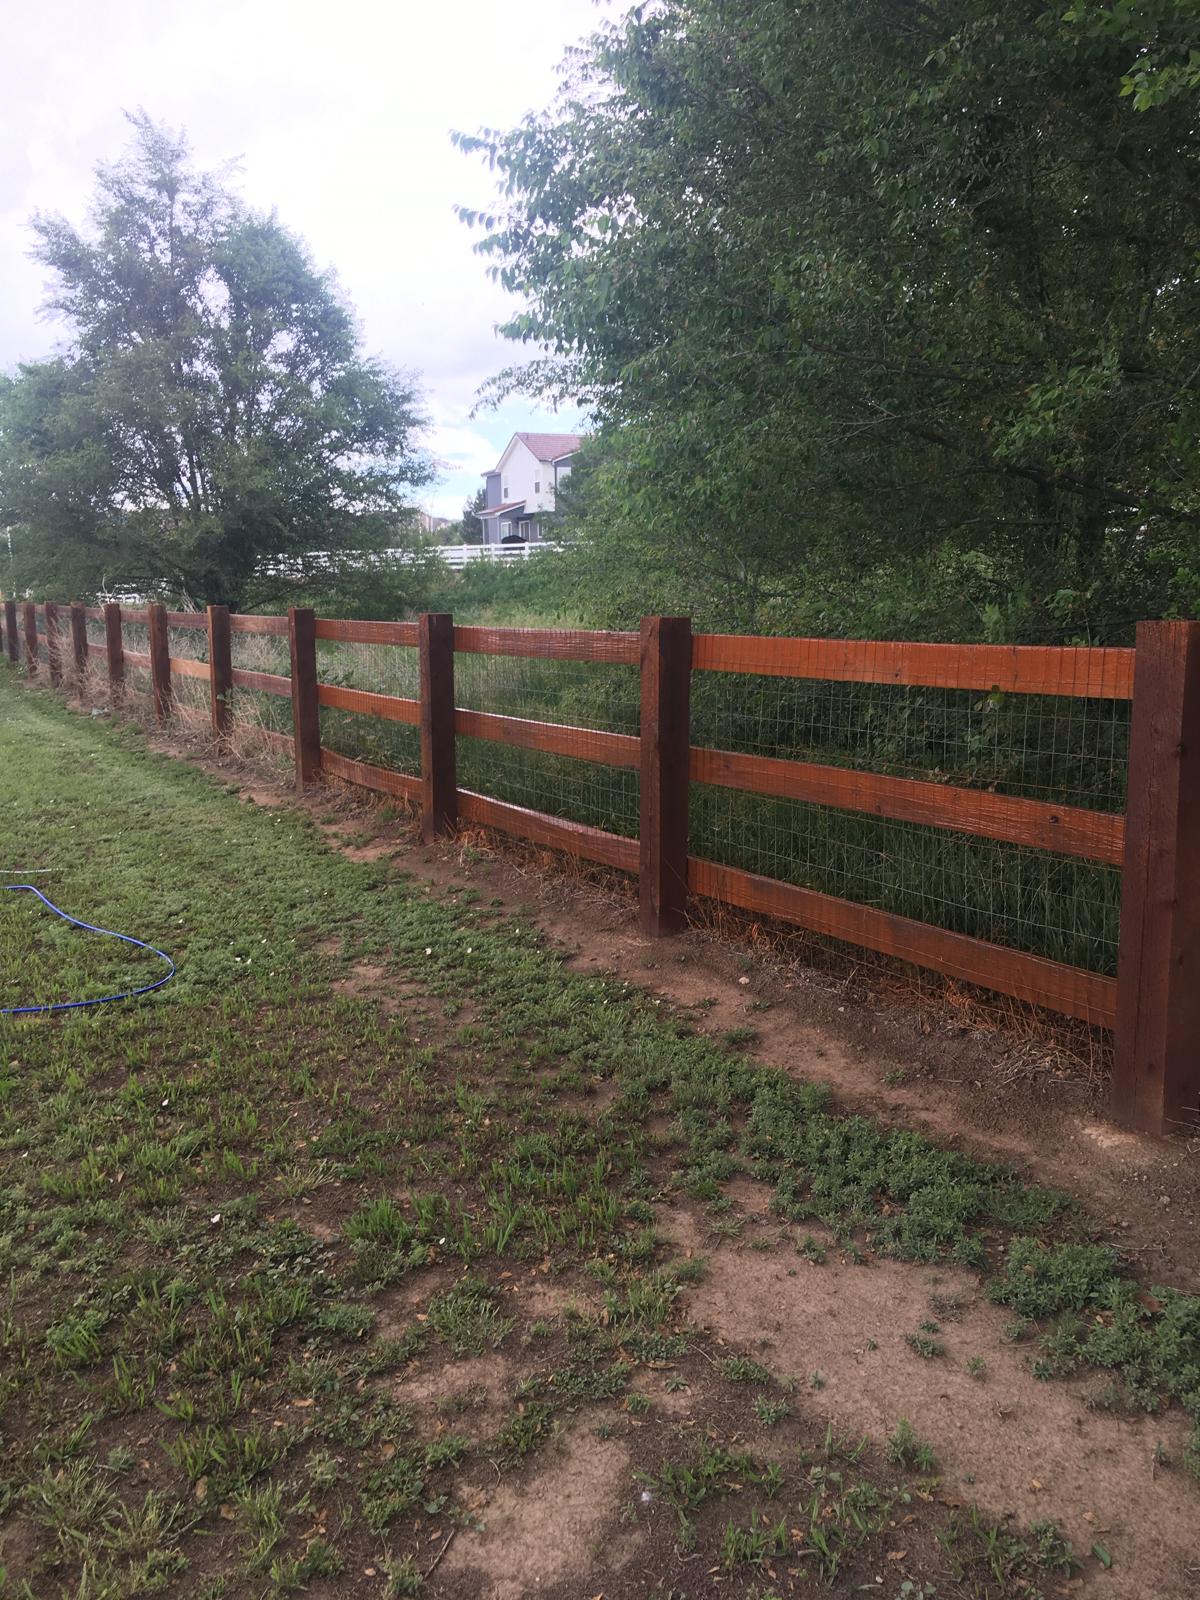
[497,1269,600,1324]
[664,1211,1197,1599]
[396,1353,515,1445]
[331,960,408,1015]
[338,839,398,863]
[438,1428,641,1600]
[238,781,289,809]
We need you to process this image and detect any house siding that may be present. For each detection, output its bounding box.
[481,435,582,544]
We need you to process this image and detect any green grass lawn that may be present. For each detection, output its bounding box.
[0,677,1195,1598]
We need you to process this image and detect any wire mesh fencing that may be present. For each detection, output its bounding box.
[687,672,1127,975]
[9,604,1131,986]
[228,628,293,761]
[315,638,421,778]
[31,609,48,671]
[47,610,74,684]
[77,611,114,707]
[118,613,154,714]
[166,615,210,730]
[689,672,1129,810]
[453,650,641,837]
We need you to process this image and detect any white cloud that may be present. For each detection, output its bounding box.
[0,0,615,498]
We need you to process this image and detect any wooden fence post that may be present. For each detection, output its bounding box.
[207,604,233,741]
[288,606,321,788]
[148,603,172,721]
[23,602,38,674]
[70,603,88,686]
[418,613,457,841]
[104,602,124,703]
[639,615,692,936]
[4,600,17,664]
[44,602,63,686]
[1112,620,1200,1134]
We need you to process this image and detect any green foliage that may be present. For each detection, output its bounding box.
[494,1401,555,1463]
[459,2,1200,642]
[991,1240,1200,1415]
[425,1276,514,1356]
[744,1076,1073,1259]
[1065,1,1200,109]
[636,1441,779,1545]
[302,548,449,623]
[428,546,584,625]
[717,1356,773,1385]
[988,1239,1122,1319]
[905,1331,945,1361]
[436,486,488,546]
[719,1514,789,1569]
[885,1418,937,1474]
[940,1505,1080,1591]
[1,112,430,609]
[360,1439,463,1535]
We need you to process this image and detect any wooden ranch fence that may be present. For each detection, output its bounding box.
[3,598,1198,1137]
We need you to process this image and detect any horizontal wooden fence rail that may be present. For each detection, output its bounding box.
[453,624,640,664]
[231,668,291,697]
[315,618,417,645]
[229,613,289,636]
[688,745,1126,866]
[320,748,421,801]
[455,708,640,768]
[692,633,1137,698]
[4,598,1196,1137]
[169,656,210,681]
[688,857,1117,1027]
[317,685,420,722]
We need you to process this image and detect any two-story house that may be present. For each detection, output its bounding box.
[479,432,584,545]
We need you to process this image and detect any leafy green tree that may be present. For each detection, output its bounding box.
[458,1,1200,640]
[1065,0,1200,108]
[1,113,430,609]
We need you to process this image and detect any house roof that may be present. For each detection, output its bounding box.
[517,431,584,462]
[484,432,585,475]
[479,499,527,519]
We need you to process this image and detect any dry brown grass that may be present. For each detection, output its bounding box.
[447,817,1111,1088]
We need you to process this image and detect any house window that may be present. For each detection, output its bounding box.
[499,520,511,538]
[502,484,508,498]
[534,479,541,493]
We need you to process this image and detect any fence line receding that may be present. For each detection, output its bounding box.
[3,598,1195,1137]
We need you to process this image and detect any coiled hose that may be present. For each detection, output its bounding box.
[2,884,175,1015]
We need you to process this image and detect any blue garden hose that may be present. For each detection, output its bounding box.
[2,884,175,1015]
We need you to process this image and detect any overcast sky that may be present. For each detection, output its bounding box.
[0,0,618,519]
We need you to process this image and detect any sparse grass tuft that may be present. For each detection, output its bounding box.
[885,1418,937,1473]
